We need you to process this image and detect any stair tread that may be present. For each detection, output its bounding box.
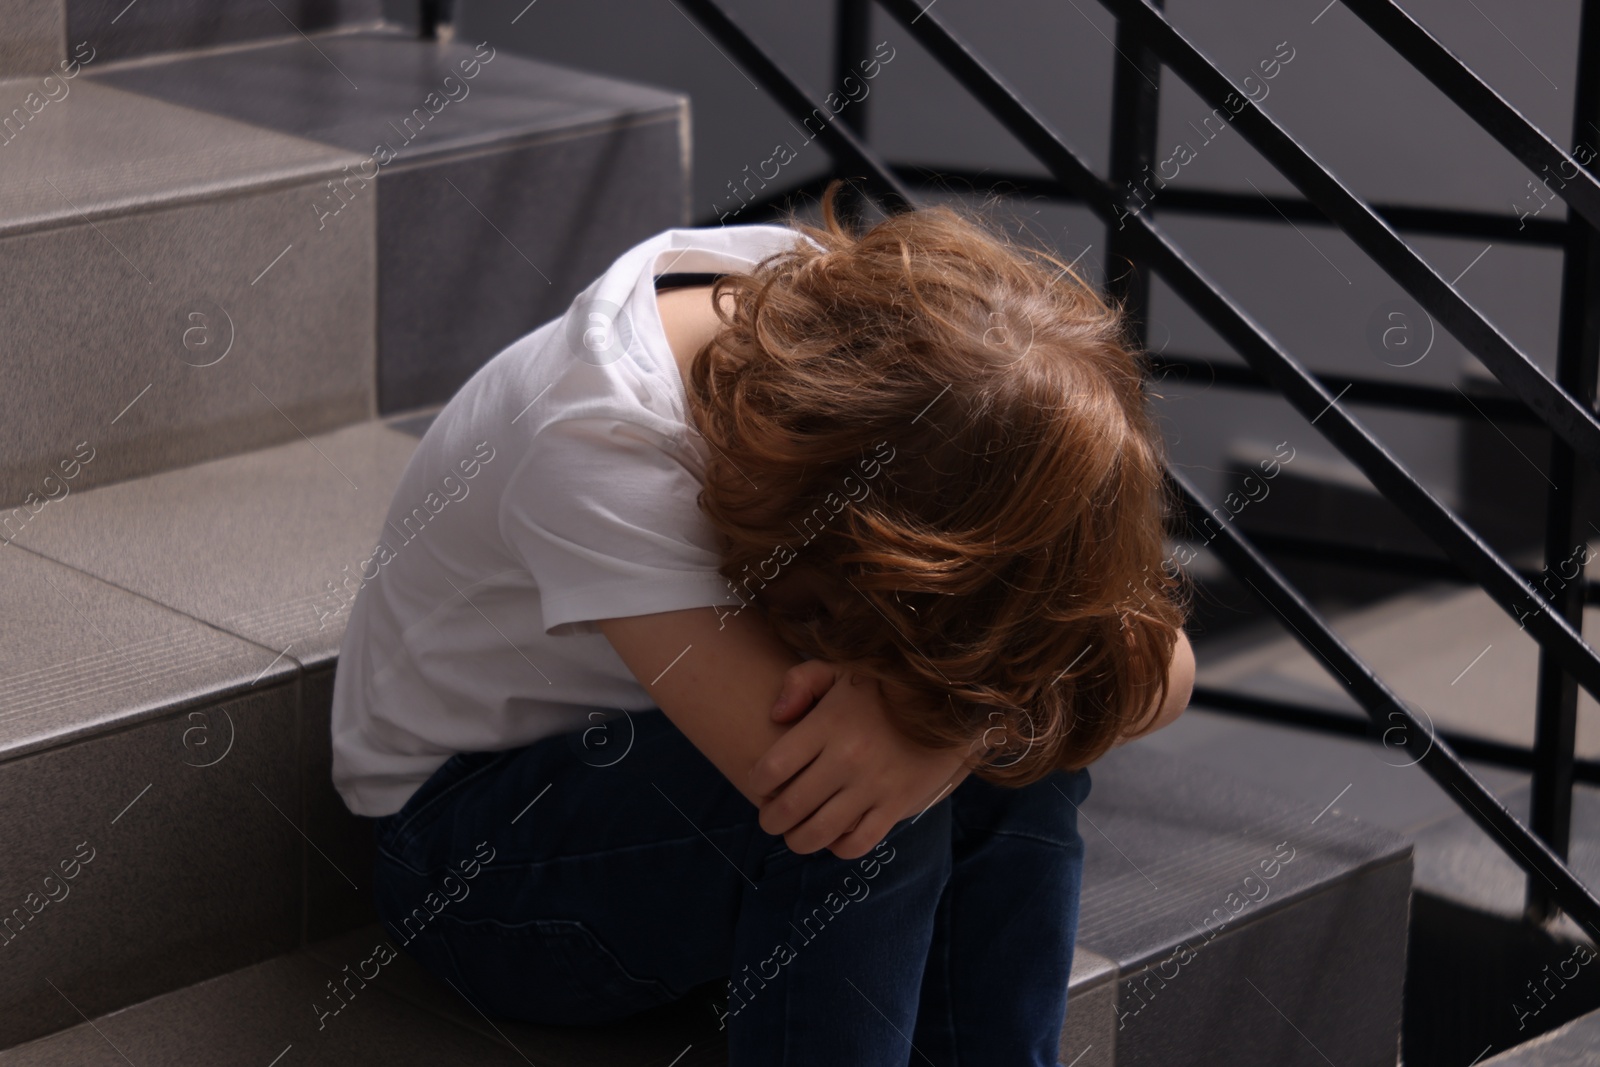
[0,921,1117,1066]
[1409,779,1600,935]
[1482,1004,1600,1065]
[11,417,421,680]
[0,31,682,240]
[0,941,555,1066]
[1195,577,1600,759]
[70,0,384,66]
[1077,744,1410,972]
[90,30,685,167]
[0,704,1403,1065]
[1144,698,1600,935]
[0,78,361,238]
[0,540,294,762]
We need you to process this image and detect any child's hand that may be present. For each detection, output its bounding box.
[750,660,978,860]
[767,659,839,725]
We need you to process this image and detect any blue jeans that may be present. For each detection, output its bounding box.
[370,707,1091,1067]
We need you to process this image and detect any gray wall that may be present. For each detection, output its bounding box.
[454,0,1583,508]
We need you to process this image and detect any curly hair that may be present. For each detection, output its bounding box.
[681,181,1187,785]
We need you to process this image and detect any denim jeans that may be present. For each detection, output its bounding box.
[370,707,1091,1067]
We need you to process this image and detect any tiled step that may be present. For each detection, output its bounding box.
[1189,577,1600,927]
[1072,746,1411,1067]
[0,927,724,1067]
[0,755,1387,1067]
[1143,695,1600,1060]
[1481,1006,1600,1066]
[0,0,386,76]
[0,410,1413,1062]
[0,415,422,1049]
[90,29,688,413]
[0,28,684,509]
[0,918,1116,1066]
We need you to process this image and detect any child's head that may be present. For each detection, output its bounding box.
[683,182,1187,784]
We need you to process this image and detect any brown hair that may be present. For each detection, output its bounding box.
[682,181,1187,785]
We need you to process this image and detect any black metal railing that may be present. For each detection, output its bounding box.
[422,0,1600,946]
[669,0,1600,945]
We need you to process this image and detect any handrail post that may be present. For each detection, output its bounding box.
[1105,0,1164,342]
[418,0,440,39]
[834,0,874,139]
[1528,0,1600,923]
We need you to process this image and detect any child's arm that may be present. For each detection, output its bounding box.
[595,606,801,811]
[746,659,979,858]
[745,628,1196,857]
[756,623,1195,838]
[596,606,974,859]
[1116,627,1195,744]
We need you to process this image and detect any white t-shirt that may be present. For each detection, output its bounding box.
[330,224,814,817]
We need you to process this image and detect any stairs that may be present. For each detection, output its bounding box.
[0,6,1412,1065]
[1481,1005,1600,1065]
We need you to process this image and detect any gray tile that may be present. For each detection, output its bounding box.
[302,667,378,943]
[91,32,685,165]
[0,682,303,1049]
[0,80,358,236]
[67,0,383,65]
[0,947,532,1065]
[14,421,420,669]
[1483,1006,1600,1066]
[1110,858,1411,1067]
[1076,745,1411,974]
[1139,705,1529,839]
[0,83,376,508]
[1060,948,1117,1067]
[375,113,685,410]
[300,928,1120,1067]
[1148,707,1600,939]
[307,924,730,1066]
[0,0,63,76]
[0,544,293,761]
[1071,945,1116,988]
[1411,781,1600,940]
[91,32,688,412]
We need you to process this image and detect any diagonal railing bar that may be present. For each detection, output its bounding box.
[1169,468,1600,946]
[673,0,914,213]
[1341,0,1600,230]
[1147,224,1600,705]
[1097,0,1600,478]
[868,0,1600,712]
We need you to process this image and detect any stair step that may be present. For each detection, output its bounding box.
[0,921,1113,1065]
[0,72,375,509]
[0,30,685,510]
[1075,745,1410,1067]
[0,744,1402,1065]
[0,416,421,1047]
[1190,580,1600,930]
[0,660,305,1048]
[1195,578,1600,763]
[0,422,1411,1064]
[1481,1004,1600,1065]
[25,2,386,73]
[0,541,292,761]
[90,28,688,415]
[0,937,569,1066]
[9,416,422,669]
